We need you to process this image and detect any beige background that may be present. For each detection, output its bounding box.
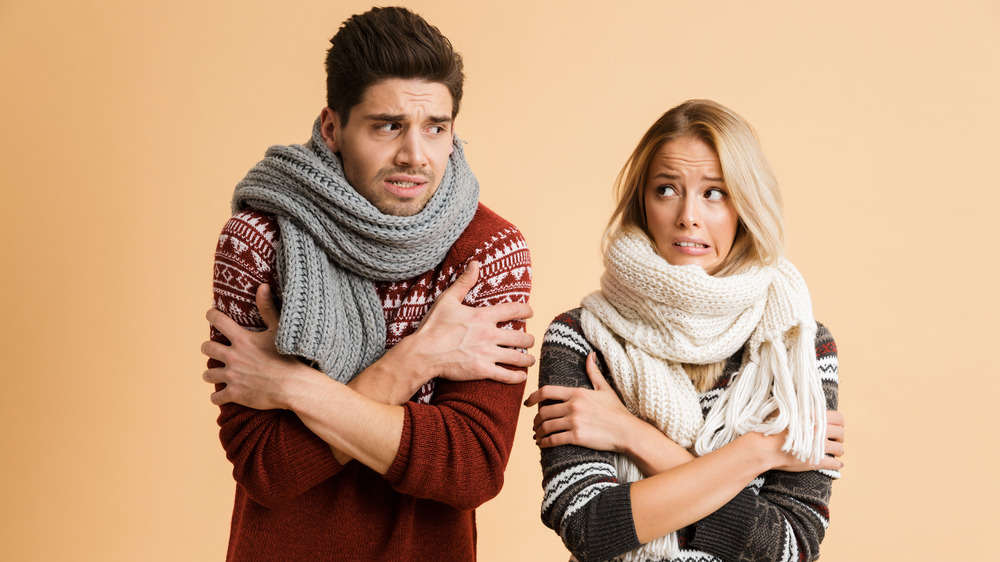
[2,0,998,560]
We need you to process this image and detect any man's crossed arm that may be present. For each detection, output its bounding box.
[201,261,534,474]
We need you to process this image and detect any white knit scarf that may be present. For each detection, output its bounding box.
[232,118,479,383]
[579,231,825,560]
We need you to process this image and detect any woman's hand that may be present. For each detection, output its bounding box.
[761,410,846,472]
[524,352,648,452]
[201,284,315,410]
[525,352,633,451]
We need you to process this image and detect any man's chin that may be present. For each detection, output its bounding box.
[374,198,431,217]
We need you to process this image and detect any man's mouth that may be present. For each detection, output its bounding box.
[387,180,419,188]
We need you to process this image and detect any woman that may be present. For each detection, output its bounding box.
[525,99,844,562]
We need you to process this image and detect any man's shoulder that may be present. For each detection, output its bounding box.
[219,209,280,246]
[449,203,529,264]
[214,209,280,284]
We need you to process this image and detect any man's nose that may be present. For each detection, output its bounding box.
[395,128,428,168]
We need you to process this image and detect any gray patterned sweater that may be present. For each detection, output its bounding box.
[538,308,840,562]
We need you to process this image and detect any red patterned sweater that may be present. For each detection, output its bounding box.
[209,203,532,561]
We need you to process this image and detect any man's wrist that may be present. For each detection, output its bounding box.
[280,362,331,412]
[354,337,429,405]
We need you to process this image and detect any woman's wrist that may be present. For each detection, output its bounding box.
[732,432,784,473]
[624,418,696,474]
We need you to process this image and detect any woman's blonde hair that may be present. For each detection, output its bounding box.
[606,100,786,389]
[606,99,785,277]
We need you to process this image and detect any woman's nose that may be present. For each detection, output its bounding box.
[676,198,700,228]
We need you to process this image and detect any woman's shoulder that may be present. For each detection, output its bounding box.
[814,321,837,359]
[542,307,590,351]
[539,307,594,387]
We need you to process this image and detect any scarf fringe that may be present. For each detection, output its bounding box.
[581,231,826,559]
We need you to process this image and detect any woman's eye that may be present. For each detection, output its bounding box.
[656,185,677,196]
[705,188,726,201]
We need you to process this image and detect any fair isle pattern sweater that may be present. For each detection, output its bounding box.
[539,308,839,562]
[210,203,531,561]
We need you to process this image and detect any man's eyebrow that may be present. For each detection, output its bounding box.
[363,113,406,122]
[362,113,452,124]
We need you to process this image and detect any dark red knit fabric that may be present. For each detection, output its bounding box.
[209,204,531,561]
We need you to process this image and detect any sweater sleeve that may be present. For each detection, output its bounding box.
[537,310,643,562]
[210,211,344,509]
[384,224,532,511]
[689,323,840,562]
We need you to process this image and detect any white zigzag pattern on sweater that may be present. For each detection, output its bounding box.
[542,462,614,513]
[817,355,838,382]
[563,481,616,523]
[543,324,593,357]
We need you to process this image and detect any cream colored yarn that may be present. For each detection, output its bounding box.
[580,231,825,560]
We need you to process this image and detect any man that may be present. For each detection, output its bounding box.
[201,7,533,560]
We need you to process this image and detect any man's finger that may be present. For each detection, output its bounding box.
[494,348,535,369]
[482,301,534,323]
[256,284,280,332]
[206,308,243,342]
[201,340,231,363]
[485,366,528,385]
[203,367,226,384]
[440,260,480,303]
[492,327,535,350]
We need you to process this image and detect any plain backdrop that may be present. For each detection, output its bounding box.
[2,1,998,560]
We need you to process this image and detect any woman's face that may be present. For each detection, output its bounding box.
[643,136,739,275]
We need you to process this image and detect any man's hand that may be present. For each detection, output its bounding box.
[202,284,317,410]
[389,260,535,386]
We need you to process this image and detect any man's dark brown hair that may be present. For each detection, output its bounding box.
[325,6,465,124]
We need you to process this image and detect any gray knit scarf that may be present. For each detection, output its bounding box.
[231,118,480,383]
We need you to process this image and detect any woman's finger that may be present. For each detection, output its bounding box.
[826,422,845,443]
[524,384,573,407]
[533,402,571,429]
[585,352,607,391]
[534,417,572,440]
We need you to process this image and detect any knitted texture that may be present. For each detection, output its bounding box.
[580,231,826,560]
[210,205,531,560]
[231,118,480,383]
[538,309,840,562]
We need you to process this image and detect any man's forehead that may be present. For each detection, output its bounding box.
[353,78,453,118]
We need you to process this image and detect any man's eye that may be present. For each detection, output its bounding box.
[705,188,726,200]
[375,123,399,132]
[427,125,446,134]
[656,185,677,196]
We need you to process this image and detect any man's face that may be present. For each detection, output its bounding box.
[320,78,455,217]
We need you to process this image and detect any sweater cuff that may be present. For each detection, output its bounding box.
[690,486,757,561]
[384,403,414,484]
[586,483,642,560]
